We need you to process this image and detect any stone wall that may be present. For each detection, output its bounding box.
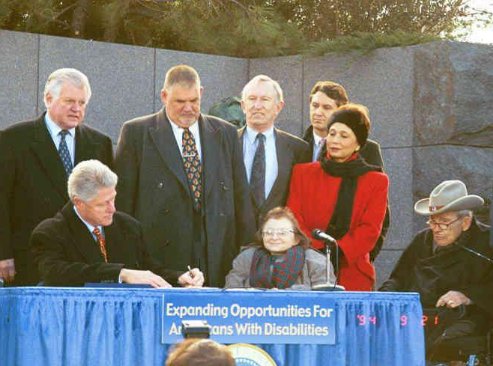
[1,29,491,286]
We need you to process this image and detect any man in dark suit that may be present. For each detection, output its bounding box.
[31,160,203,287]
[303,81,383,167]
[0,68,113,286]
[239,75,310,223]
[302,81,388,262]
[114,65,255,287]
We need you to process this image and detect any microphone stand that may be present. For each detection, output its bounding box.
[312,238,345,291]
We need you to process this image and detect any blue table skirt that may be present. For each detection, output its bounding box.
[0,288,425,366]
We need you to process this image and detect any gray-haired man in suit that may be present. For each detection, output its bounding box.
[114,65,255,287]
[239,75,310,224]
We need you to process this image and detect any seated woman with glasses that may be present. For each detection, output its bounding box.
[225,207,335,289]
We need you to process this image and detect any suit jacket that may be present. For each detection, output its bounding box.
[302,125,384,167]
[0,113,113,285]
[114,109,256,287]
[239,127,310,222]
[30,202,181,286]
[287,162,389,291]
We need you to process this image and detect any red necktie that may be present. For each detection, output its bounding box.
[92,227,108,263]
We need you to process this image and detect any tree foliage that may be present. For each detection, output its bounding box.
[0,0,488,57]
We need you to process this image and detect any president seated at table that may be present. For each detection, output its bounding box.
[379,180,492,363]
[30,159,204,288]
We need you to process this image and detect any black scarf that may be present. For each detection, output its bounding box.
[319,147,382,240]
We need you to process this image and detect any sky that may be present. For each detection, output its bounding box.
[461,0,493,44]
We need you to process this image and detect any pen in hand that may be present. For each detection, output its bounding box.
[187,265,195,278]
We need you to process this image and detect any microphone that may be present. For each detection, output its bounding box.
[312,229,337,243]
[310,229,345,291]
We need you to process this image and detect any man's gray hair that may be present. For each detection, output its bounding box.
[68,160,117,202]
[241,75,284,103]
[162,64,201,91]
[43,68,92,106]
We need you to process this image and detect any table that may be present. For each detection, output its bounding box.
[0,287,425,365]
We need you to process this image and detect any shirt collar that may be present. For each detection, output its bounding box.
[245,125,275,144]
[73,206,101,235]
[44,113,76,137]
[166,112,199,135]
[313,131,325,146]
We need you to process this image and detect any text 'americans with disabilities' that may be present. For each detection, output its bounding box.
[311,229,345,291]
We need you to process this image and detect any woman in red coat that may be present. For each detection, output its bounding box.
[287,104,388,291]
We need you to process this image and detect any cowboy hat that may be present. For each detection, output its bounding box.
[414,180,484,216]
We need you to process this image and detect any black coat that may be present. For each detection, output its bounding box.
[30,202,181,286]
[380,219,493,315]
[0,114,113,284]
[239,127,310,224]
[114,109,256,287]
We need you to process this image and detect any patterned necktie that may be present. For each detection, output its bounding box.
[250,133,266,206]
[92,227,108,263]
[58,130,73,175]
[182,128,202,211]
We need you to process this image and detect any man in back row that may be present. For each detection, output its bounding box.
[303,80,383,166]
[0,68,113,286]
[239,75,310,223]
[31,160,203,287]
[114,65,255,287]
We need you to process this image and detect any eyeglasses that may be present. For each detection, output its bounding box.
[426,216,462,230]
[261,228,295,238]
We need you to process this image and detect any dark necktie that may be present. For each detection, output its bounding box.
[251,133,266,206]
[92,227,108,263]
[182,128,202,211]
[58,130,73,175]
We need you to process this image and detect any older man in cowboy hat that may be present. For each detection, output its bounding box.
[380,180,492,363]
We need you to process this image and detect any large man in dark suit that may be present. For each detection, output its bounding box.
[31,160,203,287]
[302,81,383,167]
[239,75,310,223]
[114,65,255,287]
[0,68,113,285]
[302,81,388,261]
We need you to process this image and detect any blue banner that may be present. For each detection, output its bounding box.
[162,290,336,344]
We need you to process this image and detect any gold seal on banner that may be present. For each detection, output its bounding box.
[227,343,277,366]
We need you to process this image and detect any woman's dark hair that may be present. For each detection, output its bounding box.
[254,207,311,249]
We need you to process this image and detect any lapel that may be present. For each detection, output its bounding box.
[200,115,221,198]
[104,216,134,265]
[238,126,246,151]
[148,109,190,196]
[62,203,106,264]
[264,128,291,206]
[74,125,97,164]
[30,114,69,200]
